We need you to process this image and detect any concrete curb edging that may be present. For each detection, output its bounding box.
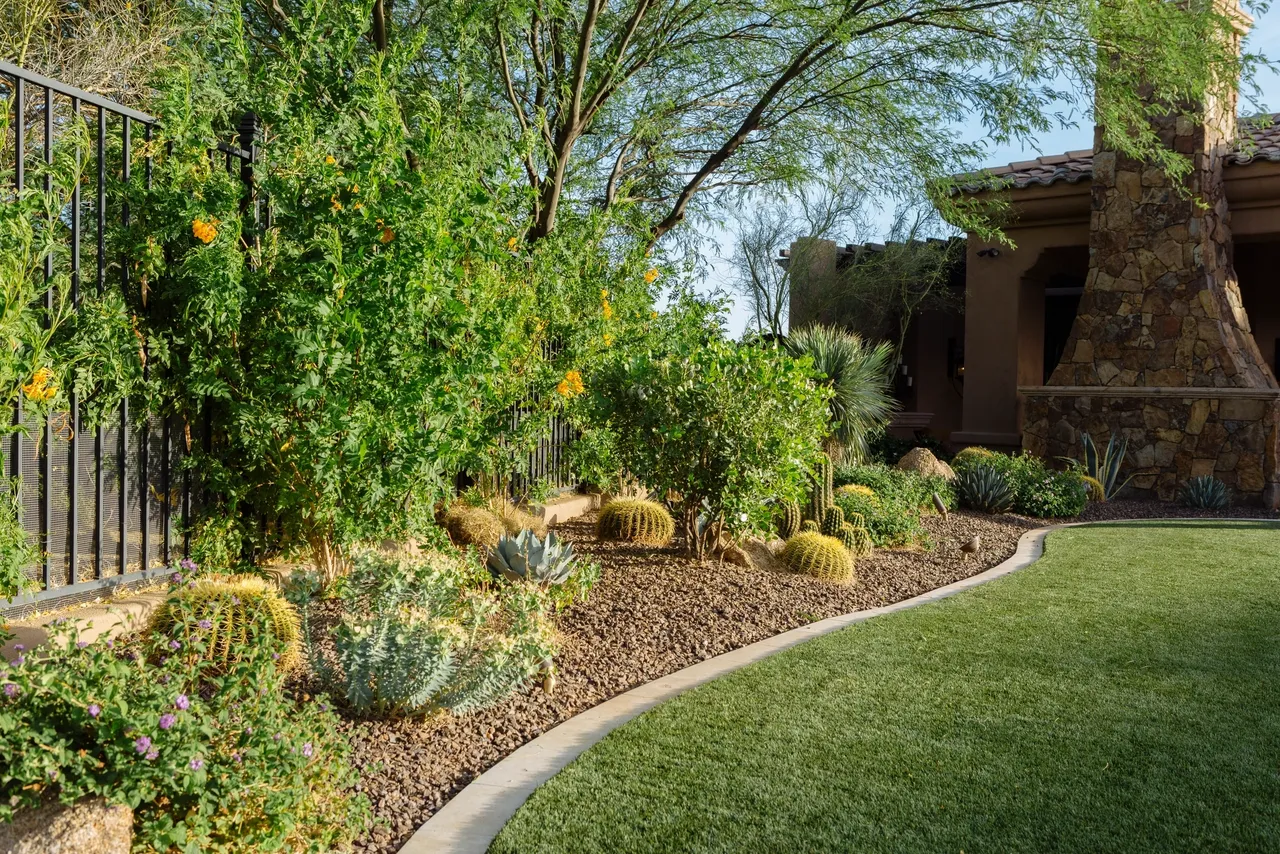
[399,523,1066,854]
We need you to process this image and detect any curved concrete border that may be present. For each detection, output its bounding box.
[398,517,1277,854]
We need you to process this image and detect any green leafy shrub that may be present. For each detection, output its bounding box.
[581,321,830,559]
[566,427,625,493]
[0,480,36,602]
[1179,475,1229,509]
[830,463,951,548]
[185,512,247,575]
[956,464,1016,514]
[313,551,555,718]
[0,605,366,851]
[834,462,956,513]
[596,498,676,546]
[780,532,855,583]
[148,574,303,673]
[954,452,1085,517]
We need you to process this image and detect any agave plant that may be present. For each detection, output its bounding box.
[956,464,1015,514]
[487,529,577,587]
[1179,475,1229,510]
[1064,432,1133,501]
[783,325,897,464]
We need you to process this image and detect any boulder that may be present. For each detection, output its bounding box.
[0,797,132,854]
[895,447,956,481]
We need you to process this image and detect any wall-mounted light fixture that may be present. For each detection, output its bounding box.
[976,248,1002,258]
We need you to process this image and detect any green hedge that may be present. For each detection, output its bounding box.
[952,450,1086,518]
[831,464,956,548]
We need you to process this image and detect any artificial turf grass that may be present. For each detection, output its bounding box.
[490,521,1280,854]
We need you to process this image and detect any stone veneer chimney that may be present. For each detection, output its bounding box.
[1022,2,1280,506]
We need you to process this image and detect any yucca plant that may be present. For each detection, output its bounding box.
[1179,475,1229,510]
[783,325,897,464]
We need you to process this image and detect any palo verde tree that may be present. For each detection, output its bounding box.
[410,0,1264,247]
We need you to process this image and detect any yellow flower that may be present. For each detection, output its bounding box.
[650,311,658,319]
[602,333,614,347]
[353,202,363,210]
[556,380,571,396]
[330,195,343,212]
[643,268,658,284]
[600,289,609,299]
[325,155,337,165]
[507,236,519,250]
[350,184,360,194]
[22,367,56,402]
[192,219,218,244]
[557,369,585,398]
[379,226,395,244]
[602,300,613,320]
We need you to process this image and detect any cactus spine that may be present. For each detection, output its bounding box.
[837,523,873,557]
[801,519,819,533]
[781,532,855,583]
[776,500,802,540]
[820,506,845,537]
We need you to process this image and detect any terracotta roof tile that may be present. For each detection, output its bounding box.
[961,115,1280,191]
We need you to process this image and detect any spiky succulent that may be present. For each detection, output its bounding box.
[776,500,802,540]
[820,505,845,536]
[781,532,855,583]
[957,464,1015,514]
[149,575,302,672]
[488,529,577,586]
[809,453,835,522]
[597,498,676,545]
[836,523,873,557]
[1179,475,1229,510]
[801,519,819,533]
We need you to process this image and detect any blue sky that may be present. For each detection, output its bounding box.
[699,11,1280,338]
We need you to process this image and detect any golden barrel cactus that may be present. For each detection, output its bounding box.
[596,498,675,546]
[780,532,856,583]
[149,575,302,672]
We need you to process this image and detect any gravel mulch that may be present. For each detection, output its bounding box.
[337,509,1041,853]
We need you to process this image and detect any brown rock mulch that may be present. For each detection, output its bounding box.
[338,509,1040,853]
[1077,498,1278,523]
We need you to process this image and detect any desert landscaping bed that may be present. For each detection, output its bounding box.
[334,509,1044,853]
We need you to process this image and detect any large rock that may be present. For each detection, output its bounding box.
[0,797,132,854]
[895,448,956,481]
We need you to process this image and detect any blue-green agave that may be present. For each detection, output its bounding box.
[487,529,577,586]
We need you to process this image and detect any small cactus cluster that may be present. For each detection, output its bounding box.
[836,523,873,557]
[780,532,855,583]
[801,519,819,533]
[1179,475,1229,510]
[957,464,1014,514]
[809,454,834,523]
[149,575,302,672]
[775,499,802,539]
[597,498,676,545]
[820,505,845,536]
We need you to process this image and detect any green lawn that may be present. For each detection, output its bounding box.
[491,521,1280,854]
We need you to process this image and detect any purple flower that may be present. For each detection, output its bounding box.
[145,750,158,760]
[159,713,176,730]
[189,757,204,770]
[273,733,282,742]
[13,655,23,666]
[88,704,101,718]
[3,683,18,698]
[47,769,58,781]
[76,641,88,649]
[272,653,280,661]
[106,639,114,649]
[302,742,314,758]
[231,752,242,764]
[180,558,197,572]
[160,674,171,685]
[244,726,253,735]
[13,644,23,652]
[175,694,190,711]
[170,572,182,584]
[159,656,168,666]
[168,640,180,651]
[134,736,152,754]
[197,619,213,630]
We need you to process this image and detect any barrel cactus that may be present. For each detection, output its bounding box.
[781,532,855,583]
[1179,475,1229,510]
[801,519,819,533]
[149,575,302,672]
[957,464,1015,514]
[775,500,802,540]
[837,523,874,557]
[820,505,845,537]
[952,446,996,470]
[597,498,676,546]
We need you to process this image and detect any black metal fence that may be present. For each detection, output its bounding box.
[0,63,578,613]
[0,61,196,615]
